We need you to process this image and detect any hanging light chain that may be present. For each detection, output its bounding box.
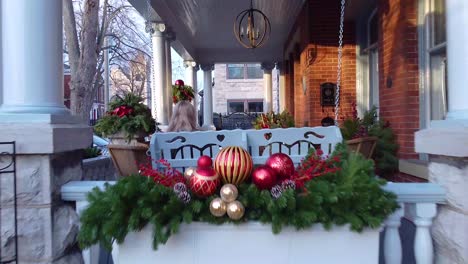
[334,0,346,126]
[233,0,271,49]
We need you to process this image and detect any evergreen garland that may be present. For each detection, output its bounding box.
[78,144,398,251]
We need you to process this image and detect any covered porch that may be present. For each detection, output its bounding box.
[1,0,468,263]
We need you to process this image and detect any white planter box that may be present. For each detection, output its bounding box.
[112,222,380,264]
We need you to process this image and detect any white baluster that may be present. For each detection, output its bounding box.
[77,200,100,264]
[408,203,436,264]
[384,204,404,264]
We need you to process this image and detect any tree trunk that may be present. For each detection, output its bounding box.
[63,0,100,124]
[63,0,80,74]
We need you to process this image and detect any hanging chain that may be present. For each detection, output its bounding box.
[334,0,346,126]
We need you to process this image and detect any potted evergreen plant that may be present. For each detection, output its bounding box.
[340,103,378,159]
[95,93,156,177]
[341,104,398,176]
[253,111,295,129]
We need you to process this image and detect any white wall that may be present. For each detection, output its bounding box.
[0,1,3,107]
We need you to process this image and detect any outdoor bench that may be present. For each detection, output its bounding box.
[149,126,343,170]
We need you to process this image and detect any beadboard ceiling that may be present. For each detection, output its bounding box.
[129,0,373,63]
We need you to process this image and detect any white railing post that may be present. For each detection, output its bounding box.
[382,183,445,264]
[62,181,112,264]
[77,200,101,264]
[407,203,437,264]
[384,204,404,264]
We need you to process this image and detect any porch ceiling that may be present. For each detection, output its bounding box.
[129,0,374,63]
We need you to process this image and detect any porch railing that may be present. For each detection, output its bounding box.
[61,181,445,264]
[382,182,445,264]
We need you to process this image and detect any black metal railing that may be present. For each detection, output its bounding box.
[0,142,18,263]
[213,112,259,130]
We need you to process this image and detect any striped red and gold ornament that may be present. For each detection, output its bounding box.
[214,146,253,185]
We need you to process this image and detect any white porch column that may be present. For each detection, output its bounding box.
[0,1,90,263]
[165,31,175,120]
[0,1,2,107]
[276,62,286,113]
[445,0,468,120]
[150,23,168,126]
[0,0,68,115]
[201,64,215,130]
[184,61,199,124]
[261,62,275,113]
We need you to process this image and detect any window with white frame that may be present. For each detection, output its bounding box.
[368,9,379,112]
[226,64,263,79]
[422,0,447,122]
[227,99,263,113]
[356,7,380,117]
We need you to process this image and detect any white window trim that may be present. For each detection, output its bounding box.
[418,0,448,130]
[358,8,379,114]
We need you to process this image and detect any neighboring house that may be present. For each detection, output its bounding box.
[212,63,278,114]
[110,53,151,104]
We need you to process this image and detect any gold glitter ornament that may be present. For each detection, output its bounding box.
[226,201,245,220]
[220,184,238,203]
[209,198,227,217]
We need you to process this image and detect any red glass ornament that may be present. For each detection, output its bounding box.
[197,155,212,168]
[175,79,185,86]
[265,153,295,181]
[252,165,277,190]
[189,168,219,197]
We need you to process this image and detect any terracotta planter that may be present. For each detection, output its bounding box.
[107,132,149,177]
[346,136,377,159]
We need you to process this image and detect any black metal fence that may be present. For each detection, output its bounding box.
[213,112,259,130]
[0,142,18,263]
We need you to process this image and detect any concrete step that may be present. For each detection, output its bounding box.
[399,159,429,180]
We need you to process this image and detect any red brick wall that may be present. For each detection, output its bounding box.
[284,0,420,161]
[284,0,356,127]
[378,0,419,159]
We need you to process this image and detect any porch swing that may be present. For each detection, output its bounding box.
[332,0,377,159]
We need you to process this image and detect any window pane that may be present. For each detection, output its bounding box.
[248,101,263,112]
[246,64,263,79]
[432,0,446,46]
[227,64,244,79]
[228,102,244,113]
[430,53,448,120]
